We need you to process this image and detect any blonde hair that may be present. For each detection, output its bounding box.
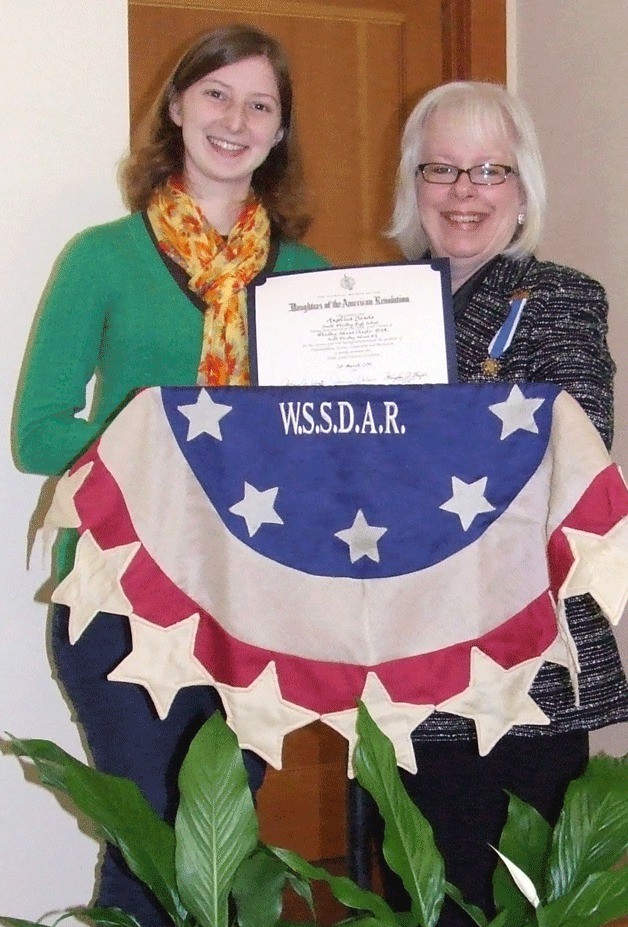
[388,81,546,259]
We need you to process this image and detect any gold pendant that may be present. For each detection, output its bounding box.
[482,357,501,378]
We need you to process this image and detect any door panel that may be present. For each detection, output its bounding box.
[128,0,505,862]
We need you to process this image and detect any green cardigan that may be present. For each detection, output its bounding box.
[16,211,328,476]
[15,211,328,574]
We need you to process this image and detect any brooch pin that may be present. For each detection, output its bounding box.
[482,289,530,378]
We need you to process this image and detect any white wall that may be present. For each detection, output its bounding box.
[509,0,627,756]
[0,1,128,919]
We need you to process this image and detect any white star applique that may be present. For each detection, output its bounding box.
[322,673,434,776]
[438,648,549,755]
[229,483,283,537]
[439,476,495,531]
[43,462,93,531]
[540,633,575,673]
[559,518,628,625]
[214,662,319,769]
[35,462,94,566]
[108,613,213,719]
[178,390,232,441]
[335,509,387,563]
[541,615,581,706]
[52,531,140,644]
[488,384,545,440]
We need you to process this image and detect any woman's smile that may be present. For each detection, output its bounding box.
[206,135,249,155]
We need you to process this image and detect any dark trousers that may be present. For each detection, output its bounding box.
[350,731,588,926]
[51,605,265,927]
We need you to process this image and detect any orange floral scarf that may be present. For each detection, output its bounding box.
[147,176,270,385]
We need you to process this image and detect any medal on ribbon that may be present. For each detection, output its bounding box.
[482,289,529,377]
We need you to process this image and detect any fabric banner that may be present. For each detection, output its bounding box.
[47,383,628,768]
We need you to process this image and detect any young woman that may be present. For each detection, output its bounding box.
[15,24,328,927]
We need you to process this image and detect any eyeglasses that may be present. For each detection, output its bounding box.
[416,163,519,185]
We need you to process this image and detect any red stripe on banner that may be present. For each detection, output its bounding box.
[74,450,210,627]
[73,444,139,550]
[194,590,557,712]
[71,447,563,713]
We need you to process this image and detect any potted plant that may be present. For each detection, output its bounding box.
[2,705,626,927]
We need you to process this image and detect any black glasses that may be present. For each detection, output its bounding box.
[416,163,518,185]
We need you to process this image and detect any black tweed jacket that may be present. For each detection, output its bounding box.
[413,253,628,741]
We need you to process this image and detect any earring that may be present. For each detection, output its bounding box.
[517,213,525,226]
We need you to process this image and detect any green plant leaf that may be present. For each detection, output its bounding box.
[7,737,184,925]
[285,872,315,913]
[0,909,143,927]
[174,713,258,927]
[545,755,628,902]
[443,882,488,926]
[275,921,317,926]
[0,919,50,927]
[353,703,445,927]
[297,918,403,927]
[276,919,398,927]
[275,920,318,926]
[331,918,401,926]
[540,869,628,927]
[65,906,143,927]
[492,792,551,923]
[232,846,287,927]
[393,914,418,927]
[269,847,399,926]
[485,912,528,927]
[580,753,628,793]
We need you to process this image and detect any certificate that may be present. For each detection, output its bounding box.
[248,260,457,386]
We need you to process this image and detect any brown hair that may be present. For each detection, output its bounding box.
[120,24,311,239]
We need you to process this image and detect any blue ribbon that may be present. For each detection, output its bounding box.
[487,291,529,359]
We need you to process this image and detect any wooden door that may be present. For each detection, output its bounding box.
[128,0,505,863]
